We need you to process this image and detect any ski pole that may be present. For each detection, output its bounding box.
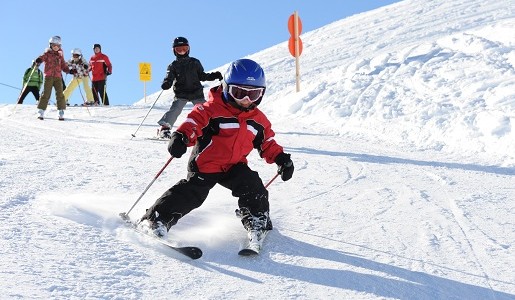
[12,64,38,114]
[119,156,174,221]
[102,62,109,106]
[130,90,164,139]
[264,173,280,189]
[102,80,107,106]
[76,78,91,116]
[88,73,101,105]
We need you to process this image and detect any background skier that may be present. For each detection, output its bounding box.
[156,36,223,139]
[34,35,72,120]
[17,60,43,104]
[89,43,112,106]
[64,48,94,106]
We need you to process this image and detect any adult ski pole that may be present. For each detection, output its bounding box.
[130,90,164,139]
[102,80,107,106]
[119,156,174,220]
[88,74,101,106]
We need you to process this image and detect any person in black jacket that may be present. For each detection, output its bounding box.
[157,36,223,139]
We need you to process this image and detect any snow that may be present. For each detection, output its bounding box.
[1,0,514,299]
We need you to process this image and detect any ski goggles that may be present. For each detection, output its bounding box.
[174,45,189,53]
[227,85,264,102]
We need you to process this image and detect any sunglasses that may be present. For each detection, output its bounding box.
[72,54,80,57]
[228,85,264,102]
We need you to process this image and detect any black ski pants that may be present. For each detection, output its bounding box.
[92,80,109,105]
[144,162,269,228]
[18,86,40,104]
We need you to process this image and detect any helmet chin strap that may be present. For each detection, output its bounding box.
[245,103,257,111]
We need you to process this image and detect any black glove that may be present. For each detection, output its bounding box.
[69,69,77,75]
[106,71,111,76]
[214,71,223,80]
[168,132,188,158]
[275,152,294,181]
[161,80,172,90]
[83,64,89,70]
[35,57,42,64]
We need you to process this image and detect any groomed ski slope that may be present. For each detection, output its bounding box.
[1,0,514,298]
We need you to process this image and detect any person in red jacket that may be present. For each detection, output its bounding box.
[89,43,112,105]
[139,59,294,239]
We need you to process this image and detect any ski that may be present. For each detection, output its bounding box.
[37,116,66,121]
[145,137,170,142]
[119,213,202,259]
[238,230,269,256]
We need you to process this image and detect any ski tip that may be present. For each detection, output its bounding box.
[238,248,259,256]
[191,248,203,259]
[177,247,203,259]
[119,212,130,221]
[145,137,171,141]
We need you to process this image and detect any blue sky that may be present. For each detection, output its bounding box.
[1,0,402,106]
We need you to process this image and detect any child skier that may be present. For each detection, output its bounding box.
[139,59,294,246]
[34,36,73,120]
[17,60,44,104]
[63,48,94,105]
[156,36,223,139]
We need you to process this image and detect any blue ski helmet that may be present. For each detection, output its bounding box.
[223,59,266,108]
[224,59,266,88]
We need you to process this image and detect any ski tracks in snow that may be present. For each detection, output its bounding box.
[276,127,514,296]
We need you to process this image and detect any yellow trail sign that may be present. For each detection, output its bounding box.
[139,63,151,81]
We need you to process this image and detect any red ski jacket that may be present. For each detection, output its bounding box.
[176,86,284,174]
[89,52,112,81]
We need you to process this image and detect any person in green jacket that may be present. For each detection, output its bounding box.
[17,60,44,104]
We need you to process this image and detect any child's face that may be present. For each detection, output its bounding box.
[174,45,189,55]
[51,44,60,50]
[228,85,264,109]
[235,97,253,108]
